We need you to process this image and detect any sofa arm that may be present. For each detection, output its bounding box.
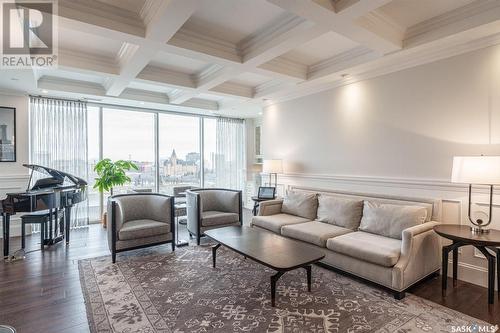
[392,221,441,290]
[258,199,283,216]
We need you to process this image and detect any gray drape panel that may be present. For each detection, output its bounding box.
[29,97,89,228]
[215,118,246,191]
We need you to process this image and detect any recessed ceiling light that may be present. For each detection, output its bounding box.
[41,89,48,93]
[140,101,145,105]
[258,112,263,115]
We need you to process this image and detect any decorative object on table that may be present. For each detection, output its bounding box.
[0,107,16,162]
[186,188,242,245]
[93,159,139,227]
[79,246,492,333]
[107,193,175,263]
[258,186,276,199]
[434,224,500,305]
[262,159,283,188]
[451,155,500,233]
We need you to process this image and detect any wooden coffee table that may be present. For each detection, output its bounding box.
[205,226,325,307]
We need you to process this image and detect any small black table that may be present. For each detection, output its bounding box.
[250,196,275,216]
[205,226,325,307]
[434,224,500,304]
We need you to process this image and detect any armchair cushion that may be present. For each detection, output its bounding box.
[327,231,401,267]
[251,213,310,234]
[201,211,239,227]
[281,221,352,247]
[282,191,318,220]
[199,190,240,214]
[118,219,171,241]
[114,195,173,224]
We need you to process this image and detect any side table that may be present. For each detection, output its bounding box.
[250,196,276,216]
[434,224,500,304]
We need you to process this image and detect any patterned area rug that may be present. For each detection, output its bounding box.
[79,246,491,333]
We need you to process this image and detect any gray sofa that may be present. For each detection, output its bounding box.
[250,187,442,299]
[186,188,243,245]
[108,193,175,263]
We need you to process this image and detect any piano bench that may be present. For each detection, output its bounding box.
[21,210,64,250]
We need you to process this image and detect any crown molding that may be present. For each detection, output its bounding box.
[260,56,308,81]
[169,28,241,63]
[58,49,120,75]
[405,0,500,47]
[120,88,169,104]
[307,46,378,79]
[58,0,145,37]
[210,82,253,99]
[181,98,219,111]
[139,0,164,27]
[138,65,196,89]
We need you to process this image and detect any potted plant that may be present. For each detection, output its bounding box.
[93,158,139,227]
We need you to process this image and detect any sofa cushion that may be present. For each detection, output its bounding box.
[359,201,428,239]
[119,219,170,241]
[327,231,401,267]
[251,214,311,234]
[201,211,239,227]
[316,195,363,230]
[281,221,352,247]
[281,191,318,220]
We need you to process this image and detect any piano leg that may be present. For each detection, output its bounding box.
[2,213,10,258]
[65,206,71,244]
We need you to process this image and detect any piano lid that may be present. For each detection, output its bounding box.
[23,164,88,187]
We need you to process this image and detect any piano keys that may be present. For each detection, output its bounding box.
[1,164,87,258]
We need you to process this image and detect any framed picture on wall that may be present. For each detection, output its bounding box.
[0,107,16,162]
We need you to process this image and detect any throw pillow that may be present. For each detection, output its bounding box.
[359,201,428,239]
[316,195,363,230]
[282,191,318,220]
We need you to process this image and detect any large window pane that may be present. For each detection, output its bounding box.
[158,114,200,194]
[102,109,156,194]
[87,106,101,222]
[203,118,216,187]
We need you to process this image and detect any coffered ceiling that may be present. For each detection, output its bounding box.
[2,0,500,118]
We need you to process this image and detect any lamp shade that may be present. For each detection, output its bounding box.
[451,156,500,185]
[262,159,283,174]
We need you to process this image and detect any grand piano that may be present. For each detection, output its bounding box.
[1,164,87,258]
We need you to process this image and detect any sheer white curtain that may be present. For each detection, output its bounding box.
[215,117,246,190]
[29,96,89,228]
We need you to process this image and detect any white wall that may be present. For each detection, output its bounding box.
[0,92,30,238]
[262,44,500,289]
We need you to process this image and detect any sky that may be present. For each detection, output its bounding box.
[88,107,216,162]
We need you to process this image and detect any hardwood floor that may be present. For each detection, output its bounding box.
[1,216,499,332]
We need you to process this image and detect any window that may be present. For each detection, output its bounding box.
[102,108,156,194]
[83,106,245,221]
[203,118,216,187]
[87,106,101,222]
[158,114,200,194]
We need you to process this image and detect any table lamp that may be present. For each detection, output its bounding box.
[451,156,500,233]
[263,159,283,188]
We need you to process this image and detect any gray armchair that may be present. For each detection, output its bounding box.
[186,188,242,245]
[108,193,175,263]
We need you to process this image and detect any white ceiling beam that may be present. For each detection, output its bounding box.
[104,0,201,96]
[267,0,402,54]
